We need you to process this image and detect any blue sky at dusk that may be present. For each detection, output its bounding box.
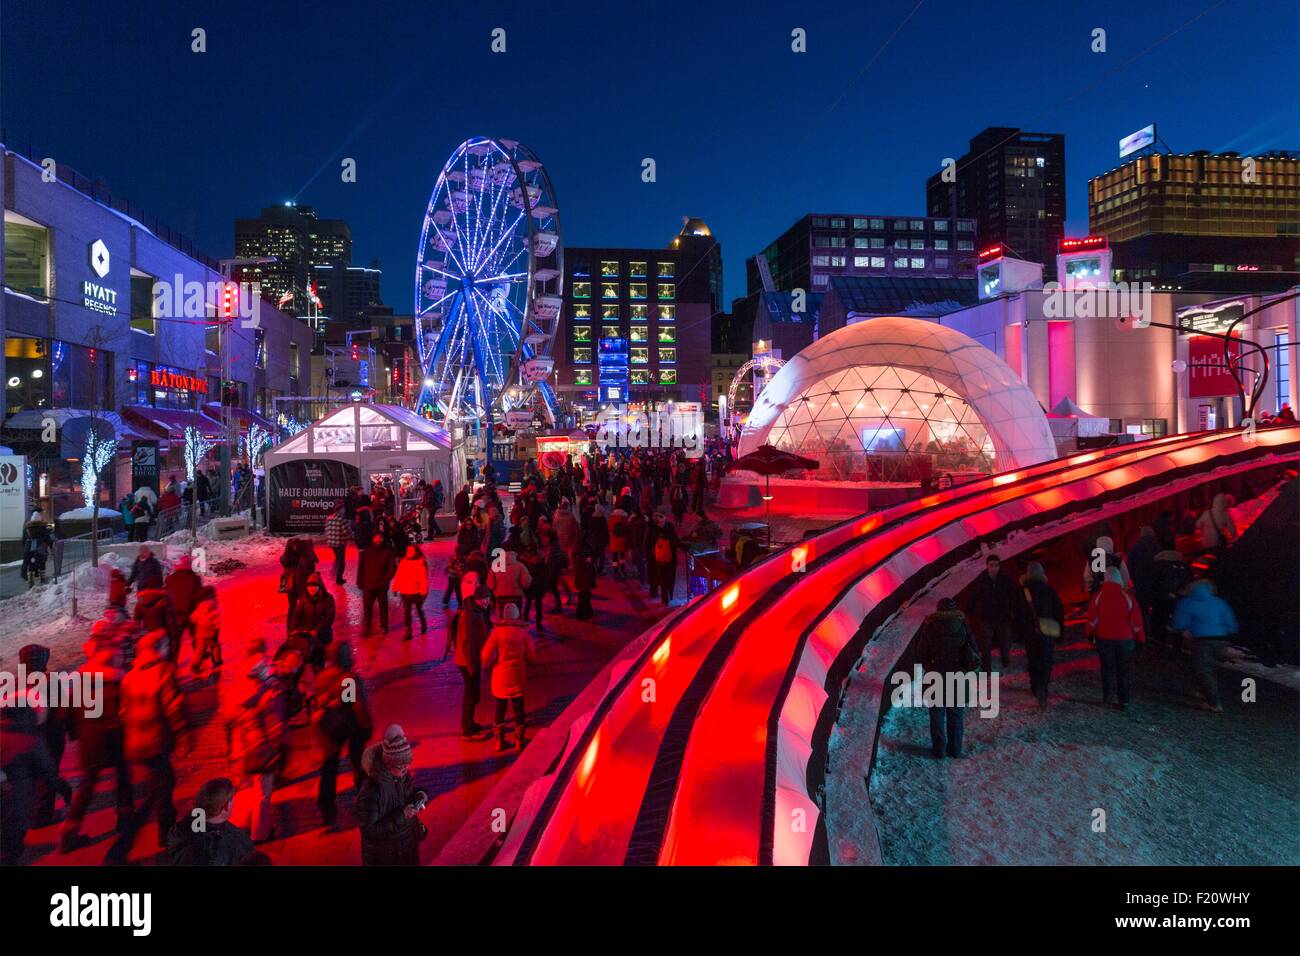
[3,0,1296,308]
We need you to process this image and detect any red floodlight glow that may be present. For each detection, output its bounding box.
[721,584,740,611]
[1059,236,1108,252]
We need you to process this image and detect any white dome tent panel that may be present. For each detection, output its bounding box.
[262,403,466,535]
[739,317,1056,482]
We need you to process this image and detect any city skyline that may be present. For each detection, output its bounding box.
[3,0,1297,309]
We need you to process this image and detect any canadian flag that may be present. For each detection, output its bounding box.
[310,280,323,308]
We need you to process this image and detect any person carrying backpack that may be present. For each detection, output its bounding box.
[650,512,681,605]
[1171,579,1239,714]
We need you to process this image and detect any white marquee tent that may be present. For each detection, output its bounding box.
[262,403,465,534]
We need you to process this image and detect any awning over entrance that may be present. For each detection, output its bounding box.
[201,403,278,436]
[122,405,224,441]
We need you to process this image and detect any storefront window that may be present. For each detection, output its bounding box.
[4,336,51,413]
[132,360,203,410]
[3,213,49,299]
[130,272,157,335]
[50,340,114,411]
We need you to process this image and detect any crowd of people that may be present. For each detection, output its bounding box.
[1,444,734,866]
[914,495,1247,758]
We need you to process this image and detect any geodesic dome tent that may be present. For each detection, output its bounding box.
[738,317,1056,481]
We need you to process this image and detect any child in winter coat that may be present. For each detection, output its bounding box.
[189,584,223,677]
[480,604,537,751]
[391,544,430,640]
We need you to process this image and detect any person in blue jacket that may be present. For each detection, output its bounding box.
[1171,579,1239,713]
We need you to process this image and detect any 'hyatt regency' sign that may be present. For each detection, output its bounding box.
[82,239,117,315]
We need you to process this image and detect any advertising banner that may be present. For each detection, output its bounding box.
[0,455,29,542]
[268,459,359,534]
[131,441,161,497]
[1187,335,1240,398]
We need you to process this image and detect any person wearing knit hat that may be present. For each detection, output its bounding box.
[356,724,427,865]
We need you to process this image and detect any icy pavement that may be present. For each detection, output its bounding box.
[828,639,1300,866]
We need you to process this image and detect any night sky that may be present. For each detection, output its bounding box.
[2,0,1296,308]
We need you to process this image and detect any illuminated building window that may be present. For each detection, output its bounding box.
[573,325,592,343]
[657,283,675,301]
[630,304,648,319]
[910,257,926,269]
[602,325,620,339]
[813,255,829,267]
[601,282,619,299]
[657,262,674,278]
[659,348,676,364]
[894,256,909,268]
[934,239,949,250]
[631,369,651,385]
[659,369,676,385]
[572,303,591,318]
[629,282,648,300]
[630,325,648,342]
[573,281,591,298]
[600,260,619,277]
[910,240,926,250]
[871,257,886,268]
[657,327,675,343]
[658,304,675,321]
[933,219,949,230]
[602,305,619,320]
[574,369,593,385]
[853,218,868,229]
[854,256,870,268]
[631,347,649,364]
[957,221,975,232]
[629,261,647,278]
[831,256,846,267]
[573,347,592,364]
[870,218,885,230]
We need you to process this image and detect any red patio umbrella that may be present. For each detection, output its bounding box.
[726,444,819,545]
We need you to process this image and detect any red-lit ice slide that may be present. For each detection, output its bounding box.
[495,425,1299,866]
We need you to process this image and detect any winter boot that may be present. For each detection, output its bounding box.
[495,725,510,751]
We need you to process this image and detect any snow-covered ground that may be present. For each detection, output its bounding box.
[0,522,287,672]
[55,506,122,521]
[828,640,1300,866]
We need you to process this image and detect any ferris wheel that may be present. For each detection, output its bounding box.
[413,137,563,427]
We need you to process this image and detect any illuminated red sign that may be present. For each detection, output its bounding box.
[1059,236,1108,252]
[150,369,209,394]
[977,244,1004,261]
[1187,334,1240,399]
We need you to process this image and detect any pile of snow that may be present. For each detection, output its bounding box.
[56,506,123,521]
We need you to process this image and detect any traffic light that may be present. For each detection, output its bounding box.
[351,342,360,361]
[222,283,236,318]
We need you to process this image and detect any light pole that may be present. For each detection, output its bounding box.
[216,257,275,517]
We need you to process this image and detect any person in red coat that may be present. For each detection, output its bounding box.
[108,629,187,863]
[481,604,536,751]
[1085,566,1146,710]
[391,544,430,640]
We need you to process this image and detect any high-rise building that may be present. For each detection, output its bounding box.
[555,218,721,411]
[926,127,1066,277]
[312,263,384,328]
[747,213,977,297]
[233,203,353,314]
[1088,150,1300,291]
